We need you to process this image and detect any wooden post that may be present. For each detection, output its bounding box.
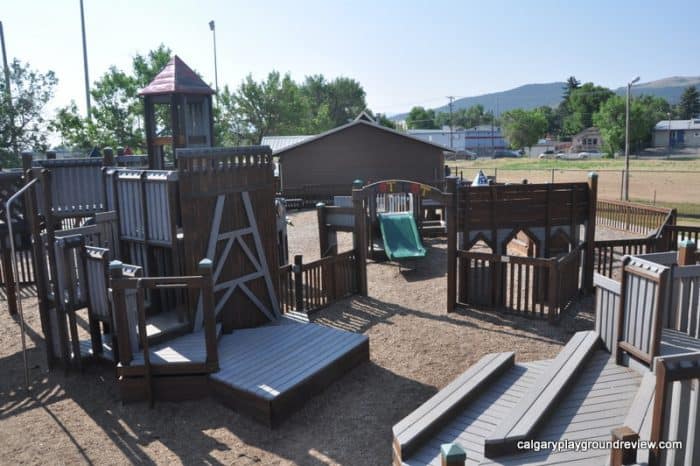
[353,188,368,296]
[440,443,466,466]
[446,176,458,312]
[548,259,559,322]
[109,261,132,366]
[102,147,114,166]
[678,240,696,266]
[198,258,219,370]
[294,254,304,313]
[21,152,33,173]
[317,202,329,258]
[649,359,668,466]
[0,230,18,316]
[610,426,639,466]
[583,172,598,292]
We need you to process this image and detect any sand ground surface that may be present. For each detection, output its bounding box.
[0,209,600,465]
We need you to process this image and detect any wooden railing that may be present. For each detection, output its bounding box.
[109,258,218,399]
[649,353,700,466]
[278,250,358,314]
[594,203,677,279]
[594,273,621,357]
[594,237,657,279]
[596,198,673,234]
[456,245,584,322]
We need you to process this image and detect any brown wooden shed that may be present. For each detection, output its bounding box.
[276,118,452,199]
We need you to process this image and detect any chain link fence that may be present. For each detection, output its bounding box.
[456,168,700,218]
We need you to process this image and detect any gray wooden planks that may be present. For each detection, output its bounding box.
[484,331,600,457]
[210,321,367,401]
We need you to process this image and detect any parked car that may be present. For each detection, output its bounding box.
[493,149,520,158]
[454,149,477,160]
[577,150,602,159]
[538,150,556,159]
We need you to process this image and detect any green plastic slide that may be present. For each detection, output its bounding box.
[378,212,427,261]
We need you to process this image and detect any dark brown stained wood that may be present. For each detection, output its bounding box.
[176,147,279,329]
[278,121,447,199]
[484,331,600,458]
[392,352,514,464]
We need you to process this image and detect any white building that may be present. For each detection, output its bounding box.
[653,119,700,148]
[408,125,507,155]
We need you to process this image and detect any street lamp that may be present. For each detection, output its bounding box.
[624,76,640,201]
[209,20,219,102]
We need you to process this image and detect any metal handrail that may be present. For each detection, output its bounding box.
[6,176,38,390]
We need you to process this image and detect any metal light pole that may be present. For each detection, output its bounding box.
[0,21,11,100]
[667,112,672,160]
[209,20,219,101]
[624,76,640,201]
[79,0,91,119]
[447,96,454,150]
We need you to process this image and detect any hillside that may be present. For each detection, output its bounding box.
[391,76,700,121]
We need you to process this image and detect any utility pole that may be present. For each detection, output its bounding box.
[79,0,91,119]
[447,96,455,149]
[209,20,219,103]
[0,21,11,101]
[624,76,640,201]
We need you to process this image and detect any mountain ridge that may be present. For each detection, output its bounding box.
[390,76,700,121]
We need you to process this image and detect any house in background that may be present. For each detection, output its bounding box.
[570,127,603,152]
[408,125,507,155]
[654,119,700,147]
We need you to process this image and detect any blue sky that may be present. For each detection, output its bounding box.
[2,0,699,116]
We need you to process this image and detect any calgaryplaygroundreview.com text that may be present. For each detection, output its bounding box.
[517,439,684,453]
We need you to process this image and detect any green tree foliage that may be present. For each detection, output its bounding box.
[52,44,172,151]
[678,85,700,119]
[435,104,495,129]
[562,76,581,100]
[594,95,671,155]
[501,108,547,150]
[231,71,310,144]
[0,59,57,167]
[216,72,367,143]
[562,83,614,136]
[406,106,437,129]
[535,105,560,136]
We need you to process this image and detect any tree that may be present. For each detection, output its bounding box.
[594,95,671,155]
[435,104,494,129]
[535,105,559,136]
[562,83,614,136]
[300,75,366,130]
[501,108,547,151]
[678,85,700,119]
[231,71,310,144]
[1,59,57,167]
[51,44,172,151]
[563,76,581,100]
[406,106,437,129]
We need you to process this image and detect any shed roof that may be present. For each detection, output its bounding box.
[139,55,215,96]
[260,135,313,152]
[275,119,455,156]
[655,119,700,131]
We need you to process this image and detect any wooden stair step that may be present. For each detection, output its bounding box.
[484,330,600,458]
[392,351,515,463]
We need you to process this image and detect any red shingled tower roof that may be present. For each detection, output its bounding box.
[139,55,215,96]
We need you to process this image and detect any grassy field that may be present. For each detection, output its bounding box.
[449,157,700,220]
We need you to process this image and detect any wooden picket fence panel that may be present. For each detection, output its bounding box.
[457,245,583,321]
[279,250,358,314]
[596,198,672,234]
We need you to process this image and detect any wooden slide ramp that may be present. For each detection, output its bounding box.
[395,331,643,465]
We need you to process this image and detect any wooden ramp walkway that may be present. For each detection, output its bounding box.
[210,319,369,426]
[400,348,642,465]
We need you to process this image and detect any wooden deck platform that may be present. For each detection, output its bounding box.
[401,350,642,465]
[209,319,369,427]
[660,328,700,357]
